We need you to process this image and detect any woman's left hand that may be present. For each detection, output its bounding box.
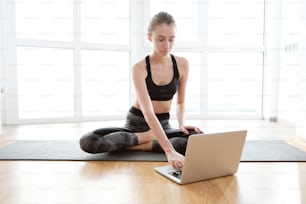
[179,125,203,135]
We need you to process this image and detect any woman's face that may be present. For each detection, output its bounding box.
[148,23,176,57]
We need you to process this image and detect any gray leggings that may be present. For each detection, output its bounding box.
[79,107,193,154]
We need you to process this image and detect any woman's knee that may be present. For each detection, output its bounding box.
[169,137,188,155]
[151,137,188,154]
[79,132,96,153]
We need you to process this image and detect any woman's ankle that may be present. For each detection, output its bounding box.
[136,131,156,144]
[127,142,153,151]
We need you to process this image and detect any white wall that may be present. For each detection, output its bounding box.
[264,0,305,139]
[296,1,306,138]
[277,45,298,124]
[296,38,306,139]
[0,1,7,135]
[263,0,282,121]
[0,93,2,136]
[276,0,301,124]
[275,0,306,138]
[0,0,4,135]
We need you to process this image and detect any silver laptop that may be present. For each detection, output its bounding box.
[155,130,247,184]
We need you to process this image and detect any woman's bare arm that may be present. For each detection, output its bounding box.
[176,56,203,134]
[132,61,184,170]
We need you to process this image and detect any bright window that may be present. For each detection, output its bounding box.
[148,0,200,42]
[5,0,267,124]
[81,0,129,45]
[17,47,74,118]
[81,50,130,116]
[207,52,263,115]
[15,0,73,41]
[12,0,130,122]
[171,52,202,115]
[208,0,264,46]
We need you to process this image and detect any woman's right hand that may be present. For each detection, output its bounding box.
[165,150,185,171]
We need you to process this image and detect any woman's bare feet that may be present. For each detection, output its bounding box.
[127,142,153,151]
[135,131,156,144]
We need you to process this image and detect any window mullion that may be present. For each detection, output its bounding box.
[73,0,82,120]
[199,0,208,117]
[130,0,145,105]
[5,0,19,124]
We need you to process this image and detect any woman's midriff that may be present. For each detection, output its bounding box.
[133,100,173,114]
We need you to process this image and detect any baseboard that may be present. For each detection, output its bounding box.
[266,117,296,128]
[269,117,277,122]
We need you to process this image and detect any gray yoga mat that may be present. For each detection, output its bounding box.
[0,140,305,162]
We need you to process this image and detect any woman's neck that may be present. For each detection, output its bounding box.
[150,53,170,64]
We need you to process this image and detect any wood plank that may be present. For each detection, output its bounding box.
[0,121,305,203]
[0,161,305,204]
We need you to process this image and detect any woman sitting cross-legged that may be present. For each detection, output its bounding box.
[79,11,203,170]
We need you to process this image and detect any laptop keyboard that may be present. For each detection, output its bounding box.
[169,171,182,179]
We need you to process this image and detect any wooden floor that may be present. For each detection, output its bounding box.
[0,120,306,204]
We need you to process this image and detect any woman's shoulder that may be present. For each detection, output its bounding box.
[133,58,146,70]
[171,54,189,75]
[172,54,189,67]
[132,58,147,77]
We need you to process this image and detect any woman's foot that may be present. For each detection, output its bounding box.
[127,142,153,151]
[135,131,156,144]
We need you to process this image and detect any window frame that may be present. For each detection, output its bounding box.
[1,0,266,125]
[3,0,132,124]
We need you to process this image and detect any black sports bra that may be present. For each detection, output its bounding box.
[145,54,180,101]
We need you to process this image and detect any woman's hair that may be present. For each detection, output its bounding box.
[147,11,176,34]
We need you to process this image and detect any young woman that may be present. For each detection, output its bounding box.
[80,11,203,170]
